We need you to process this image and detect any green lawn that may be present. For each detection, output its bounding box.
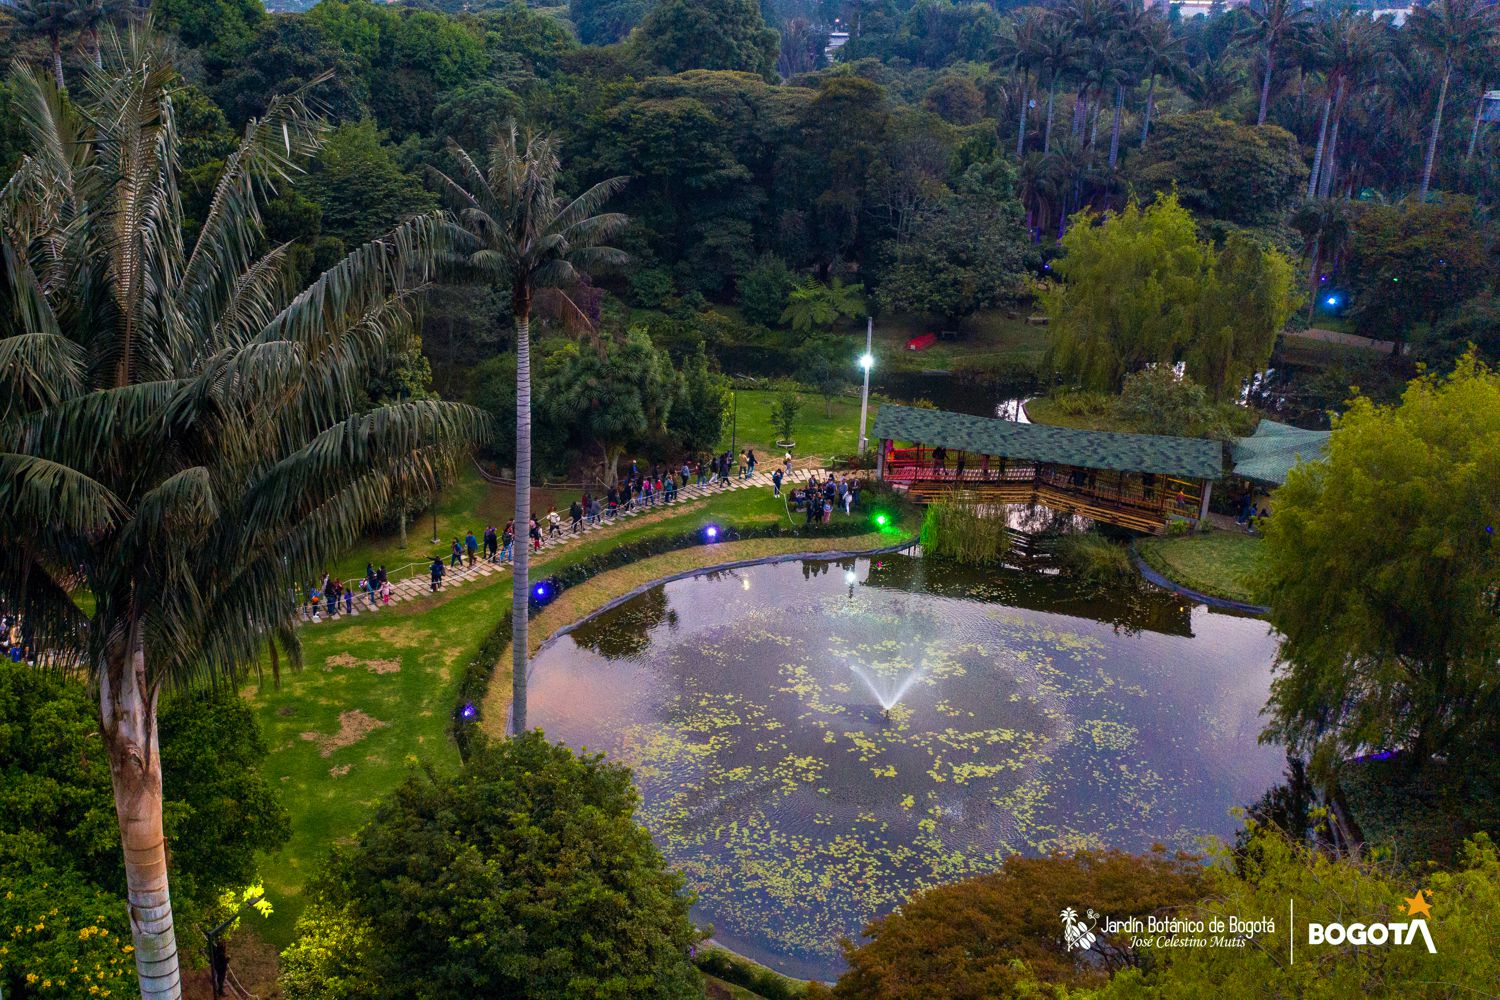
[868,310,1051,373]
[722,387,872,461]
[246,483,865,946]
[1136,531,1264,604]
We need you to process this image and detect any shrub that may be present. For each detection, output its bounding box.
[738,254,795,326]
[1052,389,1113,417]
[1049,533,1135,586]
[630,266,675,308]
[309,734,704,1000]
[771,392,802,444]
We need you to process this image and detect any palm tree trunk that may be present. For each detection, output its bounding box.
[100,631,181,1000]
[50,34,65,90]
[1108,82,1124,168]
[1308,90,1333,198]
[510,308,532,735]
[1258,44,1275,125]
[1319,114,1340,199]
[1044,79,1058,153]
[1419,61,1452,200]
[1140,71,1158,146]
[1016,73,1029,157]
[1468,85,1488,159]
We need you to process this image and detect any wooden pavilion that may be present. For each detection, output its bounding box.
[872,404,1224,534]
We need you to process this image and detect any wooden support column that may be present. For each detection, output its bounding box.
[1197,479,1213,530]
[876,439,887,482]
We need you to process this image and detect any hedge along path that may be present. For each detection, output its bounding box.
[478,529,916,736]
[298,467,820,623]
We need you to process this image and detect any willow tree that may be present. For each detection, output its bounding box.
[0,29,486,1000]
[430,129,626,735]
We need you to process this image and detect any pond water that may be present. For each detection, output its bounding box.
[527,552,1283,981]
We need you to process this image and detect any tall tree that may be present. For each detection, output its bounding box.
[430,129,626,736]
[1134,13,1184,148]
[635,0,780,82]
[0,29,486,1000]
[1237,0,1310,126]
[9,0,77,88]
[1409,0,1498,199]
[1301,10,1384,199]
[997,7,1050,158]
[1258,356,1500,779]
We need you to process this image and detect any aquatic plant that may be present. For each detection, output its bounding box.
[920,500,1011,566]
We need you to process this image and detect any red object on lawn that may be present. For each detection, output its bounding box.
[906,332,937,351]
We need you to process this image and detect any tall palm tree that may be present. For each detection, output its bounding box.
[1036,16,1076,154]
[1134,13,1184,148]
[1301,10,1385,199]
[1181,50,1248,110]
[0,28,486,1000]
[1409,0,1498,198]
[10,0,76,88]
[430,130,626,736]
[1237,0,1311,126]
[998,8,1050,158]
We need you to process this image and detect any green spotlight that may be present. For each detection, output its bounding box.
[874,513,889,527]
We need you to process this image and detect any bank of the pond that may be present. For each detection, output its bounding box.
[479,529,917,734]
[1134,532,1267,612]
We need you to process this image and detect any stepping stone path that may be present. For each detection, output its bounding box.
[298,467,823,626]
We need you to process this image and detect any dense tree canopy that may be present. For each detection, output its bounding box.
[289,733,702,1000]
[1046,194,1299,395]
[635,0,781,81]
[1257,356,1500,778]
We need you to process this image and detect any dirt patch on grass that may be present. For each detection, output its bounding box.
[301,710,389,756]
[324,652,401,674]
[329,764,352,778]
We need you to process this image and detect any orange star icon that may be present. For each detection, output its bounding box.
[1402,889,1433,920]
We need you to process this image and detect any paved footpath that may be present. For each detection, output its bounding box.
[299,467,820,626]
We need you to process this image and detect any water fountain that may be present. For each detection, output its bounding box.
[529,552,1282,980]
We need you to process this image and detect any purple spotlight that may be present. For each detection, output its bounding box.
[534,582,549,599]
[705,525,719,540]
[459,702,478,721]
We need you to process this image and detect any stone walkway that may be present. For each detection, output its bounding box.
[298,467,820,625]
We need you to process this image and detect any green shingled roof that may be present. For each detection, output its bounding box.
[1230,419,1330,486]
[872,404,1224,480]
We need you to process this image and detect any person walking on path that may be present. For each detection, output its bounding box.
[570,498,583,533]
[450,538,463,568]
[747,449,757,477]
[465,530,478,567]
[681,461,691,488]
[772,467,783,497]
[529,516,543,553]
[483,524,497,561]
[377,565,389,605]
[547,506,562,538]
[366,565,380,607]
[430,556,445,593]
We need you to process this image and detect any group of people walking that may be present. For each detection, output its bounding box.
[305,449,839,616]
[305,564,391,621]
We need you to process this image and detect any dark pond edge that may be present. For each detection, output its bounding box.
[1129,545,1270,617]
[528,535,922,661]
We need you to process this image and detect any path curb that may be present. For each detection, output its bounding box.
[1129,545,1269,617]
[528,535,922,661]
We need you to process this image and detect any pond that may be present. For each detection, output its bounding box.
[527,552,1283,981]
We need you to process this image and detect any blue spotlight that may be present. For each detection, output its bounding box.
[459,701,478,721]
[704,525,720,541]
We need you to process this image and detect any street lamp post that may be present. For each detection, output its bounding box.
[858,317,874,455]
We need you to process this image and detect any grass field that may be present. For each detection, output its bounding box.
[720,387,872,461]
[1136,530,1264,604]
[868,310,1051,373]
[246,482,900,947]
